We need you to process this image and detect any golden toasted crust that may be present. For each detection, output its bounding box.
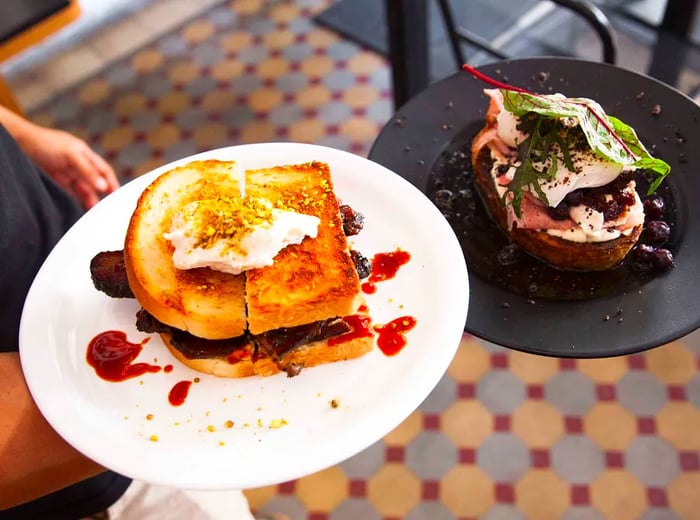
[160,328,374,378]
[124,160,247,339]
[244,162,363,334]
[471,131,642,271]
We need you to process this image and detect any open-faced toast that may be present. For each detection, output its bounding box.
[471,142,643,271]
[469,88,649,272]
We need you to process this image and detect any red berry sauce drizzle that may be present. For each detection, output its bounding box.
[361,249,411,294]
[87,330,196,406]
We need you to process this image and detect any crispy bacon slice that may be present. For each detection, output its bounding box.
[89,250,134,298]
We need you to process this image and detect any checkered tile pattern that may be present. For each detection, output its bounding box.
[246,336,700,520]
[30,0,391,183]
[27,0,700,518]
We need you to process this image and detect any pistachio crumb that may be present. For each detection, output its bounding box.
[270,418,288,429]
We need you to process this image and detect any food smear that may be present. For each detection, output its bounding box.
[87,330,161,382]
[168,380,193,406]
[361,249,411,294]
[374,316,417,356]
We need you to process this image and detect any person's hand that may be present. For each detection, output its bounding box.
[20,125,120,209]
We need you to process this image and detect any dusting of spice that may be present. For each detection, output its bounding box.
[87,330,160,382]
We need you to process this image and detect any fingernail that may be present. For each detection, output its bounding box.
[97,178,108,191]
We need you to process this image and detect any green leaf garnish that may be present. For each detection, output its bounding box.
[501,90,671,197]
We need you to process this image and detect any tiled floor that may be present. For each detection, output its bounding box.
[4,0,700,518]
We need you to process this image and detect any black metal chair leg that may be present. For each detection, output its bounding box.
[552,0,617,64]
[435,0,465,66]
[437,0,617,67]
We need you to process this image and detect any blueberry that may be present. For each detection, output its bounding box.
[633,244,655,263]
[643,197,665,219]
[652,248,675,270]
[645,220,670,244]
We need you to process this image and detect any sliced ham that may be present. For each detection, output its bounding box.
[475,89,641,238]
[507,192,575,231]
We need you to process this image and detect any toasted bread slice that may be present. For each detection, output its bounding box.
[124,160,247,339]
[471,138,642,271]
[244,162,363,334]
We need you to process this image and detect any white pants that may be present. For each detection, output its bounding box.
[107,480,255,520]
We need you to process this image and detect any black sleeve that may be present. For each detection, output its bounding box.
[0,123,83,353]
[0,123,131,518]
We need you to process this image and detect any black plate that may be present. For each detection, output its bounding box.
[369,57,700,358]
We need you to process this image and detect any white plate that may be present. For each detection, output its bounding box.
[19,143,469,490]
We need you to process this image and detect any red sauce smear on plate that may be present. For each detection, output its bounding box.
[328,314,374,345]
[362,250,411,294]
[374,316,417,356]
[87,331,160,382]
[168,380,192,406]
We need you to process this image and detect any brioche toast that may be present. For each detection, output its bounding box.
[124,160,247,339]
[244,162,363,334]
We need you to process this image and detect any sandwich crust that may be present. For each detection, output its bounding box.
[471,132,642,271]
[124,160,247,339]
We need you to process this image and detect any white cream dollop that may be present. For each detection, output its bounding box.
[493,91,625,208]
[164,199,320,275]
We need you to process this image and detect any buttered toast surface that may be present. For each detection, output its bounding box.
[245,161,362,334]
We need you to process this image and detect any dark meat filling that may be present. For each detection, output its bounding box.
[90,251,134,298]
[255,318,351,377]
[137,308,250,358]
[349,249,372,280]
[135,308,352,377]
[547,171,636,221]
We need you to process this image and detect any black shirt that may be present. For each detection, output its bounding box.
[0,124,130,519]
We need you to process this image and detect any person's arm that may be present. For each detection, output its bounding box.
[0,105,119,208]
[0,352,103,510]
